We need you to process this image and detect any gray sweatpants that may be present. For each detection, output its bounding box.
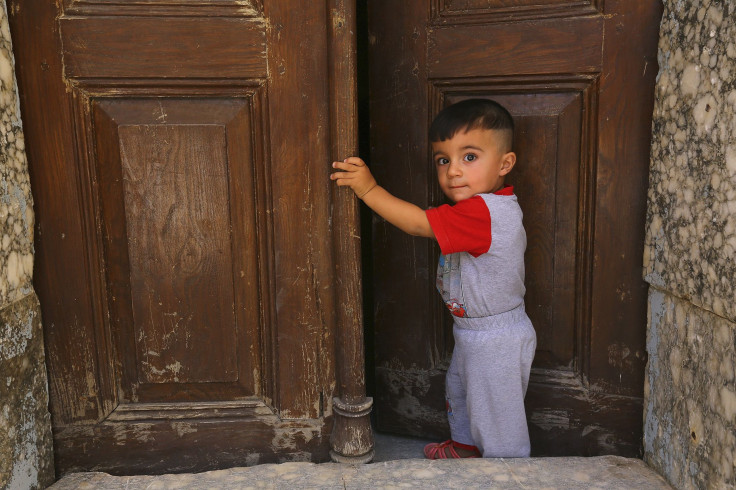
[446,304,536,458]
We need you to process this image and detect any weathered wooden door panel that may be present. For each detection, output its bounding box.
[9,0,362,474]
[368,1,660,455]
[93,96,265,403]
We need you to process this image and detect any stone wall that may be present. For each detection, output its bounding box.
[0,0,55,488]
[644,1,736,488]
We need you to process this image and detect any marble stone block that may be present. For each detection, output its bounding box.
[644,289,735,489]
[644,2,736,488]
[644,0,736,322]
[0,0,34,306]
[0,294,55,489]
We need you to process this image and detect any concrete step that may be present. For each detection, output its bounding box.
[51,456,671,489]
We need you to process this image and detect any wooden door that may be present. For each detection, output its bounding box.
[367,1,661,456]
[9,0,367,475]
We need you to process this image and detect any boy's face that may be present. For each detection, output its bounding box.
[432,128,516,203]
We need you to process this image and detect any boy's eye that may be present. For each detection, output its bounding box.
[436,157,449,165]
[464,154,477,162]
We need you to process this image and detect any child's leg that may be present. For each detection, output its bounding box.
[445,349,474,446]
[455,316,536,458]
[423,352,481,459]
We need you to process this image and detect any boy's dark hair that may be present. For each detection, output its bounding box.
[429,98,514,151]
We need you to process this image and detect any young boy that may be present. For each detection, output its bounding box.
[331,99,536,459]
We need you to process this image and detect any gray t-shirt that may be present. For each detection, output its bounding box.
[426,191,526,319]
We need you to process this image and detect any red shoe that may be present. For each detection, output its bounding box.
[423,439,481,459]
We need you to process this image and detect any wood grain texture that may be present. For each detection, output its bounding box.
[91,95,264,405]
[430,0,599,23]
[327,0,374,461]
[525,369,644,456]
[263,1,334,421]
[442,0,591,9]
[428,16,603,78]
[587,0,662,396]
[369,0,438,374]
[60,17,267,79]
[327,0,366,404]
[120,124,236,384]
[53,400,331,474]
[64,0,263,17]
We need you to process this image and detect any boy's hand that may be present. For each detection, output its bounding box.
[331,156,434,239]
[330,157,377,199]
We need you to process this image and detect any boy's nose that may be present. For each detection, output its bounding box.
[447,160,462,177]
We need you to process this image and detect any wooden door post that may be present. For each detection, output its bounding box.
[327,0,374,464]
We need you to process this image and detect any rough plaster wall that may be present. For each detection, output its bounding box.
[644,0,736,488]
[0,0,55,488]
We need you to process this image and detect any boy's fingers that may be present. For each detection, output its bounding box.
[332,158,367,171]
[343,156,365,167]
[333,178,353,187]
[332,161,354,172]
[330,171,354,181]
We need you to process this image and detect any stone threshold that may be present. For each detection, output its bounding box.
[51,455,671,489]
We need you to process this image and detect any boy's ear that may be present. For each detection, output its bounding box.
[499,151,517,176]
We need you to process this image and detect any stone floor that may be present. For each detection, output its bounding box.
[50,433,673,489]
[373,432,431,462]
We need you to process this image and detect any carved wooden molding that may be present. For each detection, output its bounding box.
[59,16,267,79]
[430,0,600,24]
[65,0,263,17]
[68,82,277,420]
[54,404,330,474]
[106,399,277,422]
[428,16,604,79]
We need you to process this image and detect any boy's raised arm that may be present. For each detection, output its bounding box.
[331,157,435,239]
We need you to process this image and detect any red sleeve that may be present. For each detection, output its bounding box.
[425,196,491,257]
